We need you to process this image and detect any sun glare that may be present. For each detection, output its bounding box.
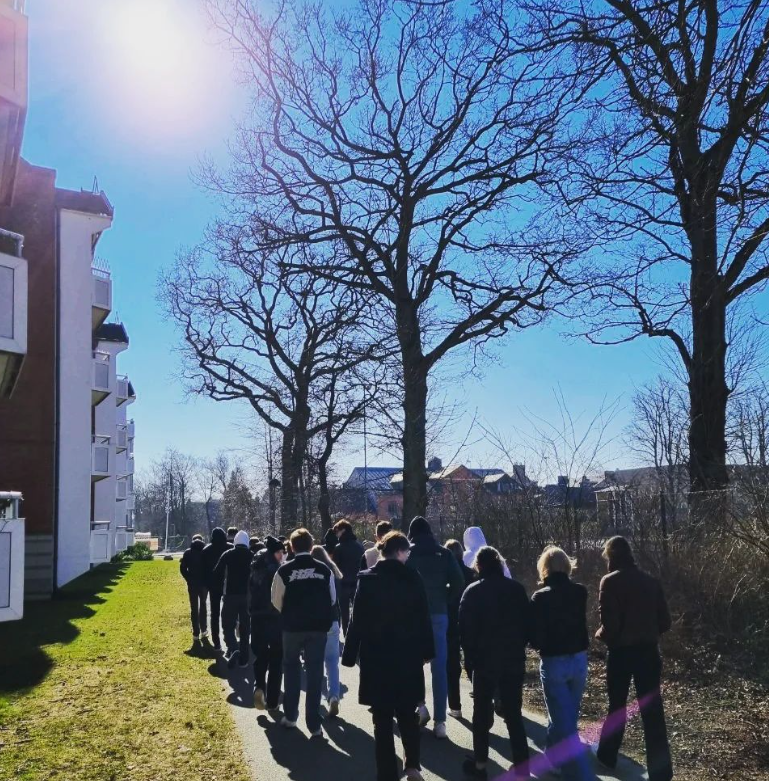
[97,0,231,144]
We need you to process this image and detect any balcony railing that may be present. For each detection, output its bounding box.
[91,435,110,481]
[116,478,127,501]
[0,233,26,398]
[124,456,135,476]
[91,351,110,405]
[91,264,112,329]
[116,375,129,405]
[116,423,128,452]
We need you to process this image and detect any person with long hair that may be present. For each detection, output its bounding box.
[312,544,343,717]
[342,531,434,781]
[444,538,475,718]
[460,546,531,780]
[530,546,593,781]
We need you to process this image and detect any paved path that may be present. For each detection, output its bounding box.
[209,651,648,781]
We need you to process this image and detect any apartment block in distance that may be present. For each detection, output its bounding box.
[0,0,137,616]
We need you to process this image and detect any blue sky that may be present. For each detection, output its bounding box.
[22,0,665,487]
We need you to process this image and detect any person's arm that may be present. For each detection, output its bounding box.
[329,573,337,607]
[529,593,544,650]
[657,580,672,635]
[271,568,286,612]
[596,576,621,644]
[446,551,465,604]
[415,573,435,662]
[212,550,227,583]
[459,586,479,671]
[341,578,364,667]
[179,552,189,581]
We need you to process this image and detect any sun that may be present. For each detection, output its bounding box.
[97,0,231,143]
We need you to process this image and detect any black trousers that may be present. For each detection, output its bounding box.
[447,631,462,711]
[371,705,421,781]
[222,594,250,660]
[209,589,223,646]
[251,615,283,708]
[187,584,208,637]
[597,644,673,781]
[472,670,529,771]
[338,582,356,635]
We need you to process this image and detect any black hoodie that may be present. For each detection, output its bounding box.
[249,546,282,618]
[332,528,365,586]
[180,539,206,588]
[201,528,232,593]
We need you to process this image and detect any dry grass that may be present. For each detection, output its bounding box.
[0,561,251,781]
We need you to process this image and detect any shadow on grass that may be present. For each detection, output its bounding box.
[0,563,129,696]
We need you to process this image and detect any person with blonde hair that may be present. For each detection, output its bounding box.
[530,546,593,781]
[312,544,343,717]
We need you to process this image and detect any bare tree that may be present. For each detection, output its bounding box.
[204,0,582,523]
[530,0,769,498]
[197,451,230,534]
[161,247,381,531]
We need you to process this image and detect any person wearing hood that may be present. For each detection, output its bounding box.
[213,530,253,668]
[201,527,232,651]
[323,527,338,556]
[463,527,512,578]
[249,535,286,711]
[180,534,208,642]
[460,546,531,781]
[406,516,465,739]
[331,519,365,634]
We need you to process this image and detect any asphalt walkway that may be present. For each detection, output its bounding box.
[210,651,649,781]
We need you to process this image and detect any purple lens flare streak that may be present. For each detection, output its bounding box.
[492,690,659,780]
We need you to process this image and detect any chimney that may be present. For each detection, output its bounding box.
[427,456,443,474]
[557,475,568,488]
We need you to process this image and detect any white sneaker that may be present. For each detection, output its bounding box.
[448,708,462,719]
[417,704,430,728]
[280,716,297,729]
[328,698,340,717]
[192,634,200,642]
[310,728,323,738]
[404,769,424,781]
[253,688,266,710]
[433,721,447,739]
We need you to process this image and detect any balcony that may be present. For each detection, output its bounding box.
[90,522,111,564]
[124,456,135,476]
[91,435,110,481]
[91,351,110,405]
[116,477,127,501]
[115,423,128,452]
[91,264,112,329]
[116,374,129,405]
[0,230,26,398]
[0,1,27,207]
[126,494,135,512]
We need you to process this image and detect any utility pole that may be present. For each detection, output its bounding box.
[363,388,368,522]
[163,471,172,553]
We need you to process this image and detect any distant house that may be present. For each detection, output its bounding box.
[339,466,403,520]
[543,475,597,510]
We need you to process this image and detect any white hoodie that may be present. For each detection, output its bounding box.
[462,526,512,578]
[234,530,250,547]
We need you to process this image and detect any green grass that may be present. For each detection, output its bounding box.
[0,561,251,781]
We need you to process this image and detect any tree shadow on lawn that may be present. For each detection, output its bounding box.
[0,563,129,696]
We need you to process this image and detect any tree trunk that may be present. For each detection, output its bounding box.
[280,430,298,533]
[398,302,429,529]
[688,208,729,500]
[317,456,332,532]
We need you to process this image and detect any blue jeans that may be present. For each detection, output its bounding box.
[429,614,449,723]
[282,631,327,732]
[324,621,341,701]
[540,651,594,781]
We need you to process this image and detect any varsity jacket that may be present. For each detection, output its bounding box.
[271,552,336,633]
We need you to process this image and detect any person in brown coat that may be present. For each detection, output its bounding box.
[594,536,673,781]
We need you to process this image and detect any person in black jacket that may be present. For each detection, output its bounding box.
[249,535,285,711]
[342,531,434,781]
[201,527,232,651]
[180,534,208,642]
[331,519,364,634]
[213,530,253,669]
[445,539,475,718]
[530,546,592,781]
[459,546,531,780]
[271,528,336,737]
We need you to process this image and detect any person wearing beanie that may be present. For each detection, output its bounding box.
[201,527,232,651]
[249,537,265,555]
[406,516,465,739]
[213,530,253,668]
[249,535,286,711]
[180,534,208,642]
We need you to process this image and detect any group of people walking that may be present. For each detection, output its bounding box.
[180,517,674,781]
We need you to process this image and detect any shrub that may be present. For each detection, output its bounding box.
[126,542,154,561]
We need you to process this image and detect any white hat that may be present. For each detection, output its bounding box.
[234,530,250,547]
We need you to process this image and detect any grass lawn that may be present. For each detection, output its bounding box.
[0,561,251,781]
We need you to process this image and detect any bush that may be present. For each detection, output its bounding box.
[110,543,154,564]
